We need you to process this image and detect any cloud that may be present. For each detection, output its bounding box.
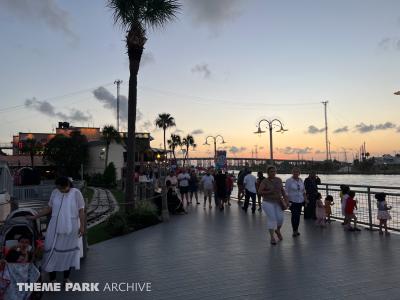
[378,37,400,51]
[25,98,91,122]
[229,146,246,154]
[185,0,243,30]
[306,125,325,134]
[139,121,153,132]
[333,126,349,134]
[141,52,155,66]
[173,129,184,134]
[278,147,313,155]
[191,63,211,79]
[355,122,396,133]
[190,129,204,135]
[0,0,78,44]
[93,86,142,123]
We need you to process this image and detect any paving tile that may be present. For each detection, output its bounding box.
[43,199,400,300]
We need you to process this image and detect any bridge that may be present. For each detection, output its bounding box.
[175,157,322,168]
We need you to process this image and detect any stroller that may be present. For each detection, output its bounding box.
[0,208,43,300]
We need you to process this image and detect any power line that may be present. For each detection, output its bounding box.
[138,85,321,107]
[0,81,114,114]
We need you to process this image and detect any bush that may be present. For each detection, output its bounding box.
[106,212,128,236]
[86,173,104,187]
[126,201,160,230]
[103,162,117,187]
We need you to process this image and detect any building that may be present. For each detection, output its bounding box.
[5,121,163,180]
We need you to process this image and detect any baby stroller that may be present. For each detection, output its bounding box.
[0,209,43,300]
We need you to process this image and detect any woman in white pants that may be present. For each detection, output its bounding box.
[258,166,289,245]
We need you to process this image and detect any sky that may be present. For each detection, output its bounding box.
[1,0,400,161]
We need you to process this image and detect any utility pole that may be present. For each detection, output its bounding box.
[114,79,123,132]
[322,101,329,161]
[328,141,332,160]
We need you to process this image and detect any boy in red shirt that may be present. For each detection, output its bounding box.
[345,191,361,231]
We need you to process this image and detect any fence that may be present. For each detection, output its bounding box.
[233,182,400,232]
[318,183,400,232]
[0,162,13,195]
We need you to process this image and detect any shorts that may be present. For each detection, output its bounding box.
[179,186,189,194]
[189,186,198,193]
[204,188,213,198]
[238,184,244,192]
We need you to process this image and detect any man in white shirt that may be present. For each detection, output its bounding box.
[177,168,191,205]
[243,170,257,213]
[200,169,214,209]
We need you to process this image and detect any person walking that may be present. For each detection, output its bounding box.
[256,171,265,212]
[226,173,234,206]
[177,168,190,205]
[29,177,85,283]
[304,171,321,220]
[189,169,200,205]
[237,168,246,203]
[258,166,289,245]
[214,169,227,211]
[200,169,214,209]
[242,170,257,213]
[285,167,307,237]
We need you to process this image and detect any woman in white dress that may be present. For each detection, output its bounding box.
[29,177,85,283]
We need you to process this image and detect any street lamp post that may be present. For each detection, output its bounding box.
[254,119,288,164]
[204,135,226,161]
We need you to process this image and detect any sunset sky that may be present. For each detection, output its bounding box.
[1,0,400,161]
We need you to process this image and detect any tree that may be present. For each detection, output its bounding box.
[21,138,42,168]
[43,132,88,178]
[181,134,196,167]
[107,0,180,209]
[101,125,121,169]
[155,113,176,158]
[167,134,181,160]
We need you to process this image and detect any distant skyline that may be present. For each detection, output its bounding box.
[1,0,400,160]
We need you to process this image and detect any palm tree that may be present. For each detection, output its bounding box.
[22,138,42,168]
[107,0,180,209]
[101,125,121,169]
[181,134,196,167]
[167,134,181,160]
[155,113,176,158]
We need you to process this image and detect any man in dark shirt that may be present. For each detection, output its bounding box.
[304,171,321,219]
[215,169,227,210]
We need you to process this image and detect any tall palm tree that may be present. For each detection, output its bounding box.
[155,113,176,158]
[101,125,121,169]
[22,138,42,168]
[181,134,196,167]
[167,134,181,160]
[107,0,180,209]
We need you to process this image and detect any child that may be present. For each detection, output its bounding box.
[344,191,361,231]
[315,193,326,227]
[324,195,335,223]
[375,192,392,235]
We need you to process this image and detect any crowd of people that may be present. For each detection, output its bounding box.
[160,165,394,245]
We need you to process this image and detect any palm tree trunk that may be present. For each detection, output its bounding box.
[105,143,109,170]
[163,129,166,158]
[125,31,143,211]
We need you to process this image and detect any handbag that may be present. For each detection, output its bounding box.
[279,198,288,210]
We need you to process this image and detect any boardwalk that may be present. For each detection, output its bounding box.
[44,202,400,300]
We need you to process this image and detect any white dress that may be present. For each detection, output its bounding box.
[42,188,85,272]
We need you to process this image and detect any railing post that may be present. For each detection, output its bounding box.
[367,187,373,231]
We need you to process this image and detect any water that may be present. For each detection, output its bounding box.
[233,172,400,188]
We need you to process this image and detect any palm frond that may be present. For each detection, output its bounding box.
[107,0,181,30]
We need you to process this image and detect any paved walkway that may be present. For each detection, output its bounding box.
[44,202,400,300]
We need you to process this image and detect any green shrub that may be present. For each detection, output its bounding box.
[126,201,160,230]
[106,212,128,236]
[103,162,117,187]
